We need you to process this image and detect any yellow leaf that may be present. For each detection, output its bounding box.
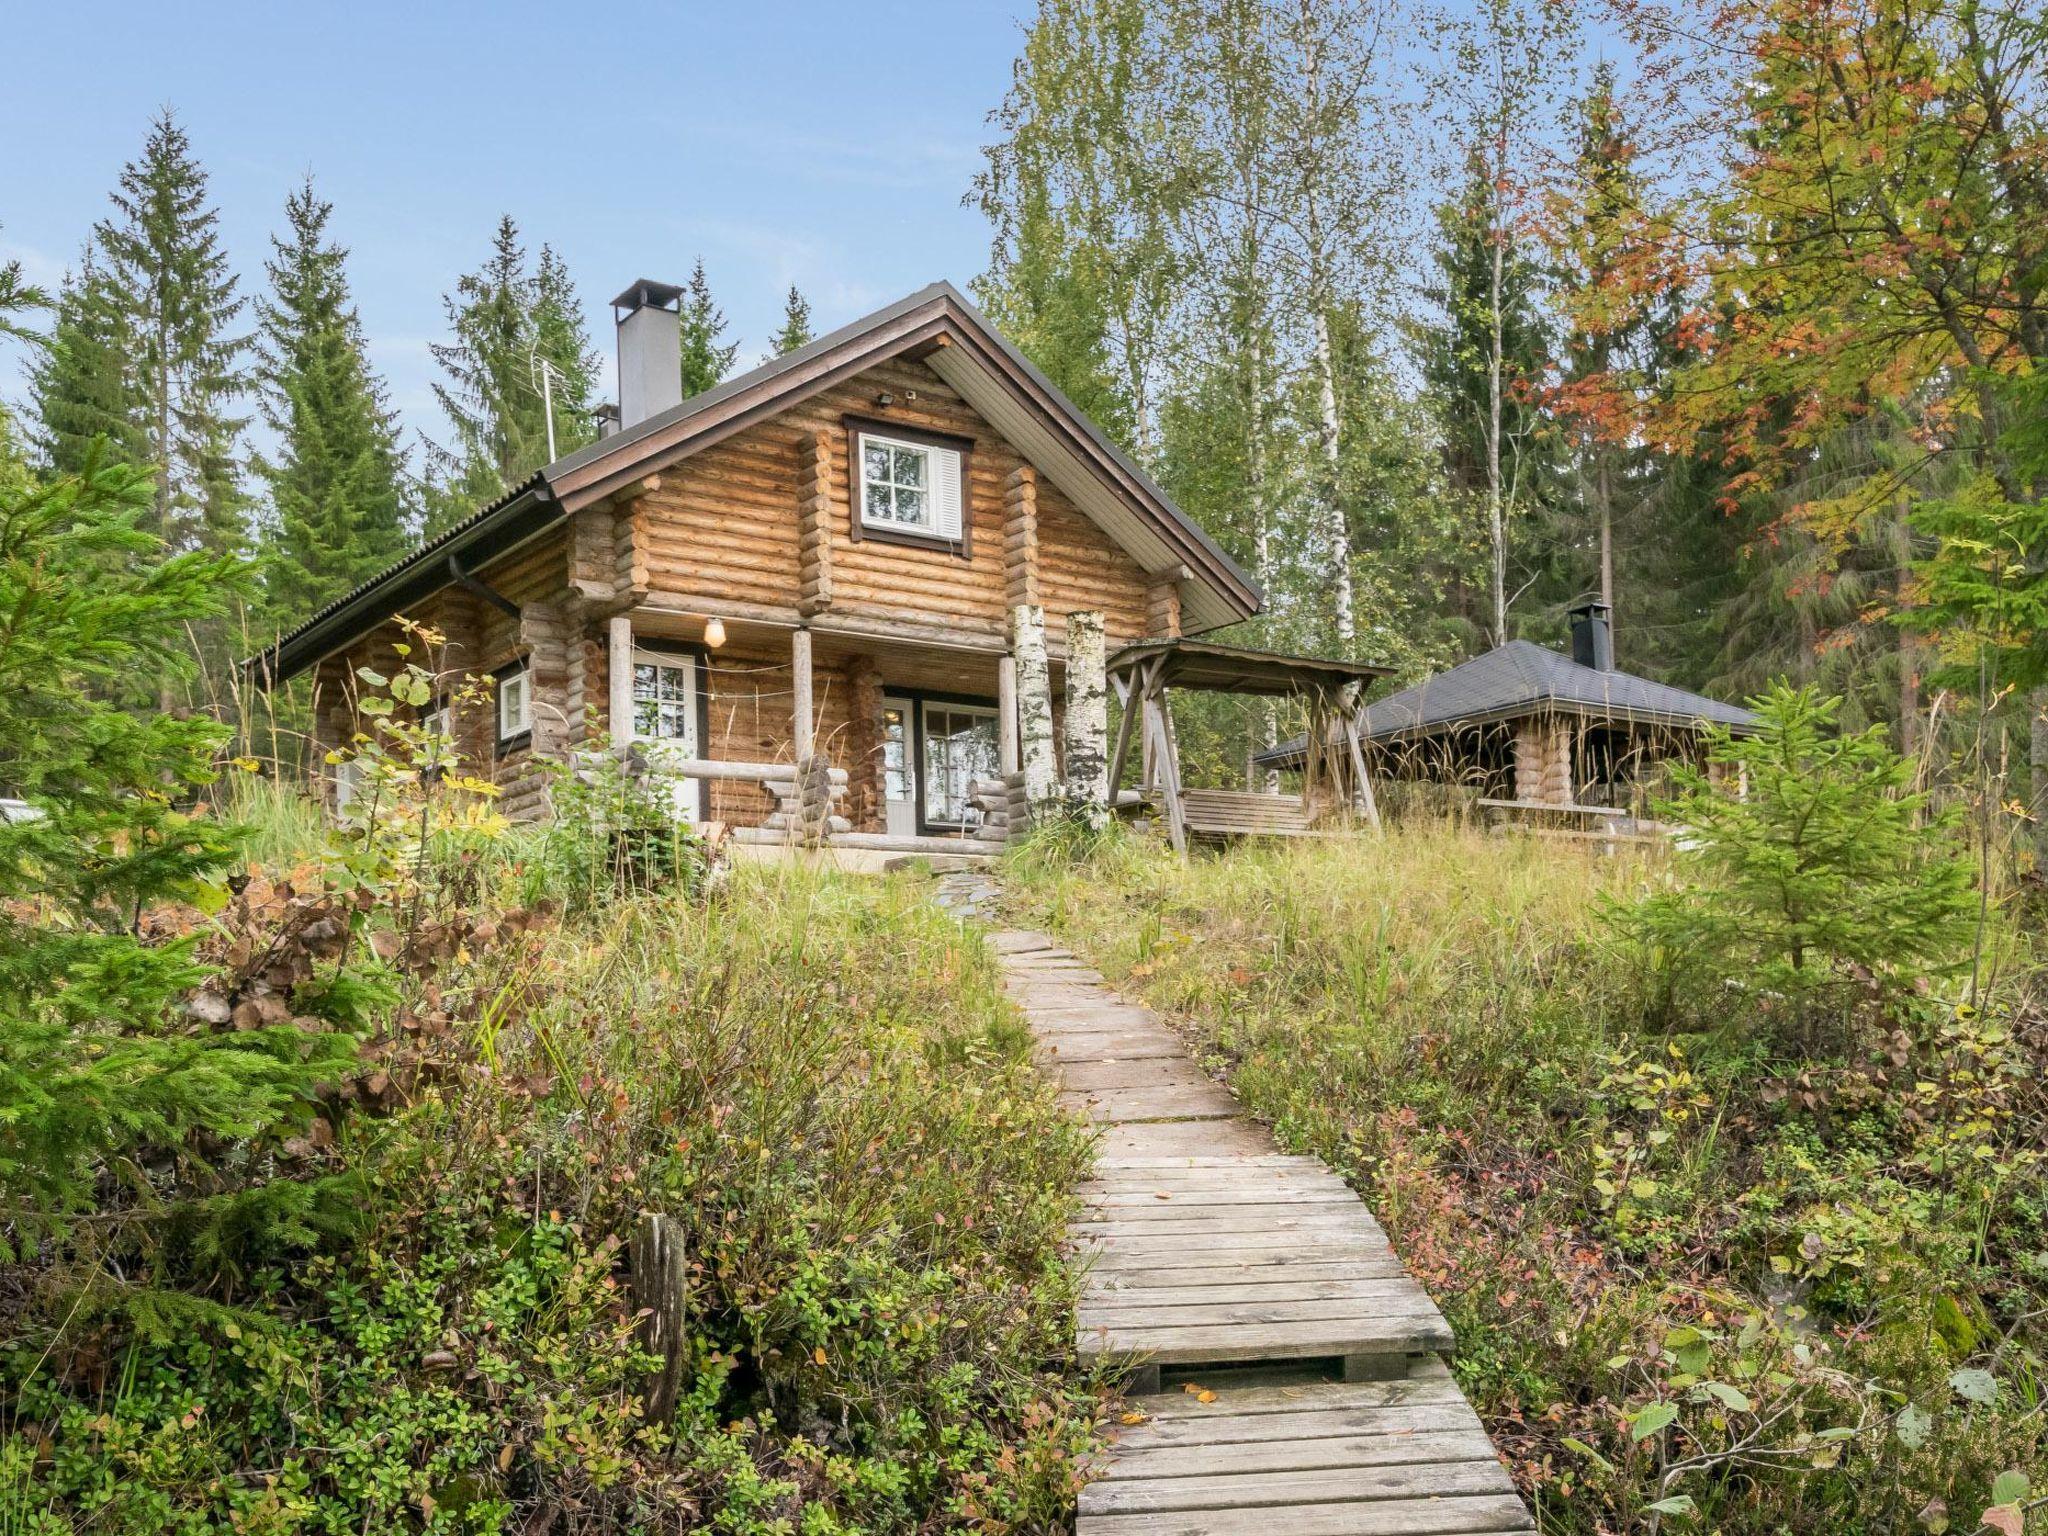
[1197,1389,1217,1404]
[813,1347,827,1366]
[1119,1411,1147,1425]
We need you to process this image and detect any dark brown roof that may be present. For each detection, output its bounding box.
[1256,640,1759,766]
[250,282,1258,685]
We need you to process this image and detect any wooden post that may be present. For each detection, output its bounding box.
[1010,604,1057,814]
[1063,611,1109,823]
[608,614,634,754]
[1341,706,1382,830]
[1148,675,1189,855]
[630,1212,689,1423]
[790,627,815,761]
[998,653,1020,776]
[1106,671,1138,802]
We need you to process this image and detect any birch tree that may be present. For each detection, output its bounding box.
[1260,0,1412,652]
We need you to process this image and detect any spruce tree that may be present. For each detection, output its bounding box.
[425,219,598,533]
[32,250,146,478]
[768,285,815,358]
[677,258,738,397]
[254,178,412,626]
[0,448,349,1244]
[1416,151,1558,643]
[92,109,251,556]
[530,243,599,456]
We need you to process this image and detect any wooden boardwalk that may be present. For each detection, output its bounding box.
[991,928,1531,1536]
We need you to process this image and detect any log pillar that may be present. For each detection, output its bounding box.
[1010,604,1057,816]
[1063,610,1109,823]
[845,653,885,833]
[1004,465,1039,609]
[798,430,834,617]
[1512,716,1573,807]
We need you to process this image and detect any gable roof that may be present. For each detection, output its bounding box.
[1256,640,1758,766]
[251,281,1258,685]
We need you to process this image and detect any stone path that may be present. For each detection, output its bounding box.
[981,915,1533,1536]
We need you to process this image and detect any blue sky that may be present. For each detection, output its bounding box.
[0,0,1031,454]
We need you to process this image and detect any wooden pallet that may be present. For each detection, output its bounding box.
[992,929,1531,1534]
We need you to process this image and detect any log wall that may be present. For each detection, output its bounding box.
[628,356,1154,648]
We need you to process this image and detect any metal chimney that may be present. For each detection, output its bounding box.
[612,279,686,429]
[1569,602,1614,671]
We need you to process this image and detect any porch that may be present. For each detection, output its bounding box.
[598,603,1063,861]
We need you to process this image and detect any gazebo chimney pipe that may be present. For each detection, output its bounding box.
[1570,602,1614,671]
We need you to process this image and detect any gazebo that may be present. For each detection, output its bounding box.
[1107,639,1393,853]
[1255,604,1757,829]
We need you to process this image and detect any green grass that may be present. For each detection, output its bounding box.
[1005,825,2048,1534]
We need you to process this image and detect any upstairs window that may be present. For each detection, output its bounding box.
[849,420,966,547]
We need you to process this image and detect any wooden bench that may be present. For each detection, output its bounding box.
[1172,788,1323,839]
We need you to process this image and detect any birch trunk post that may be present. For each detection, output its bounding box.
[1010,604,1058,822]
[1062,610,1109,825]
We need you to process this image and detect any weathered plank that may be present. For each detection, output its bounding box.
[1078,1459,1514,1515]
[1077,1494,1536,1535]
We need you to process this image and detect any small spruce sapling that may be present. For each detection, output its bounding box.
[1616,684,1977,1038]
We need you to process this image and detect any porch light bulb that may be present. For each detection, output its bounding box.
[703,616,727,649]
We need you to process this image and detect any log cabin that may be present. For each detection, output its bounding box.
[251,280,1259,861]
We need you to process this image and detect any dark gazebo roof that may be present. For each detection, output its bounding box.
[1255,640,1757,767]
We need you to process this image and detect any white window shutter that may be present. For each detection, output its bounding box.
[930,446,963,539]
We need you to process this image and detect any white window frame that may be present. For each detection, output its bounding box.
[630,645,701,822]
[856,429,962,541]
[497,664,532,744]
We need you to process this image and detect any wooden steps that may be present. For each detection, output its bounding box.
[990,927,1530,1535]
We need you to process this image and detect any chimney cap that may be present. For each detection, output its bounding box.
[612,278,686,314]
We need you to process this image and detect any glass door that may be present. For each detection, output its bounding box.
[882,696,916,837]
[920,702,1000,831]
[630,647,699,820]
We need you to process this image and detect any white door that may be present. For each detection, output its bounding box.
[882,696,916,837]
[630,647,699,820]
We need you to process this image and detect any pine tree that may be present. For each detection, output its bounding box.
[424,219,597,533]
[254,179,412,627]
[92,109,251,556]
[32,250,147,478]
[677,258,738,398]
[768,285,815,358]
